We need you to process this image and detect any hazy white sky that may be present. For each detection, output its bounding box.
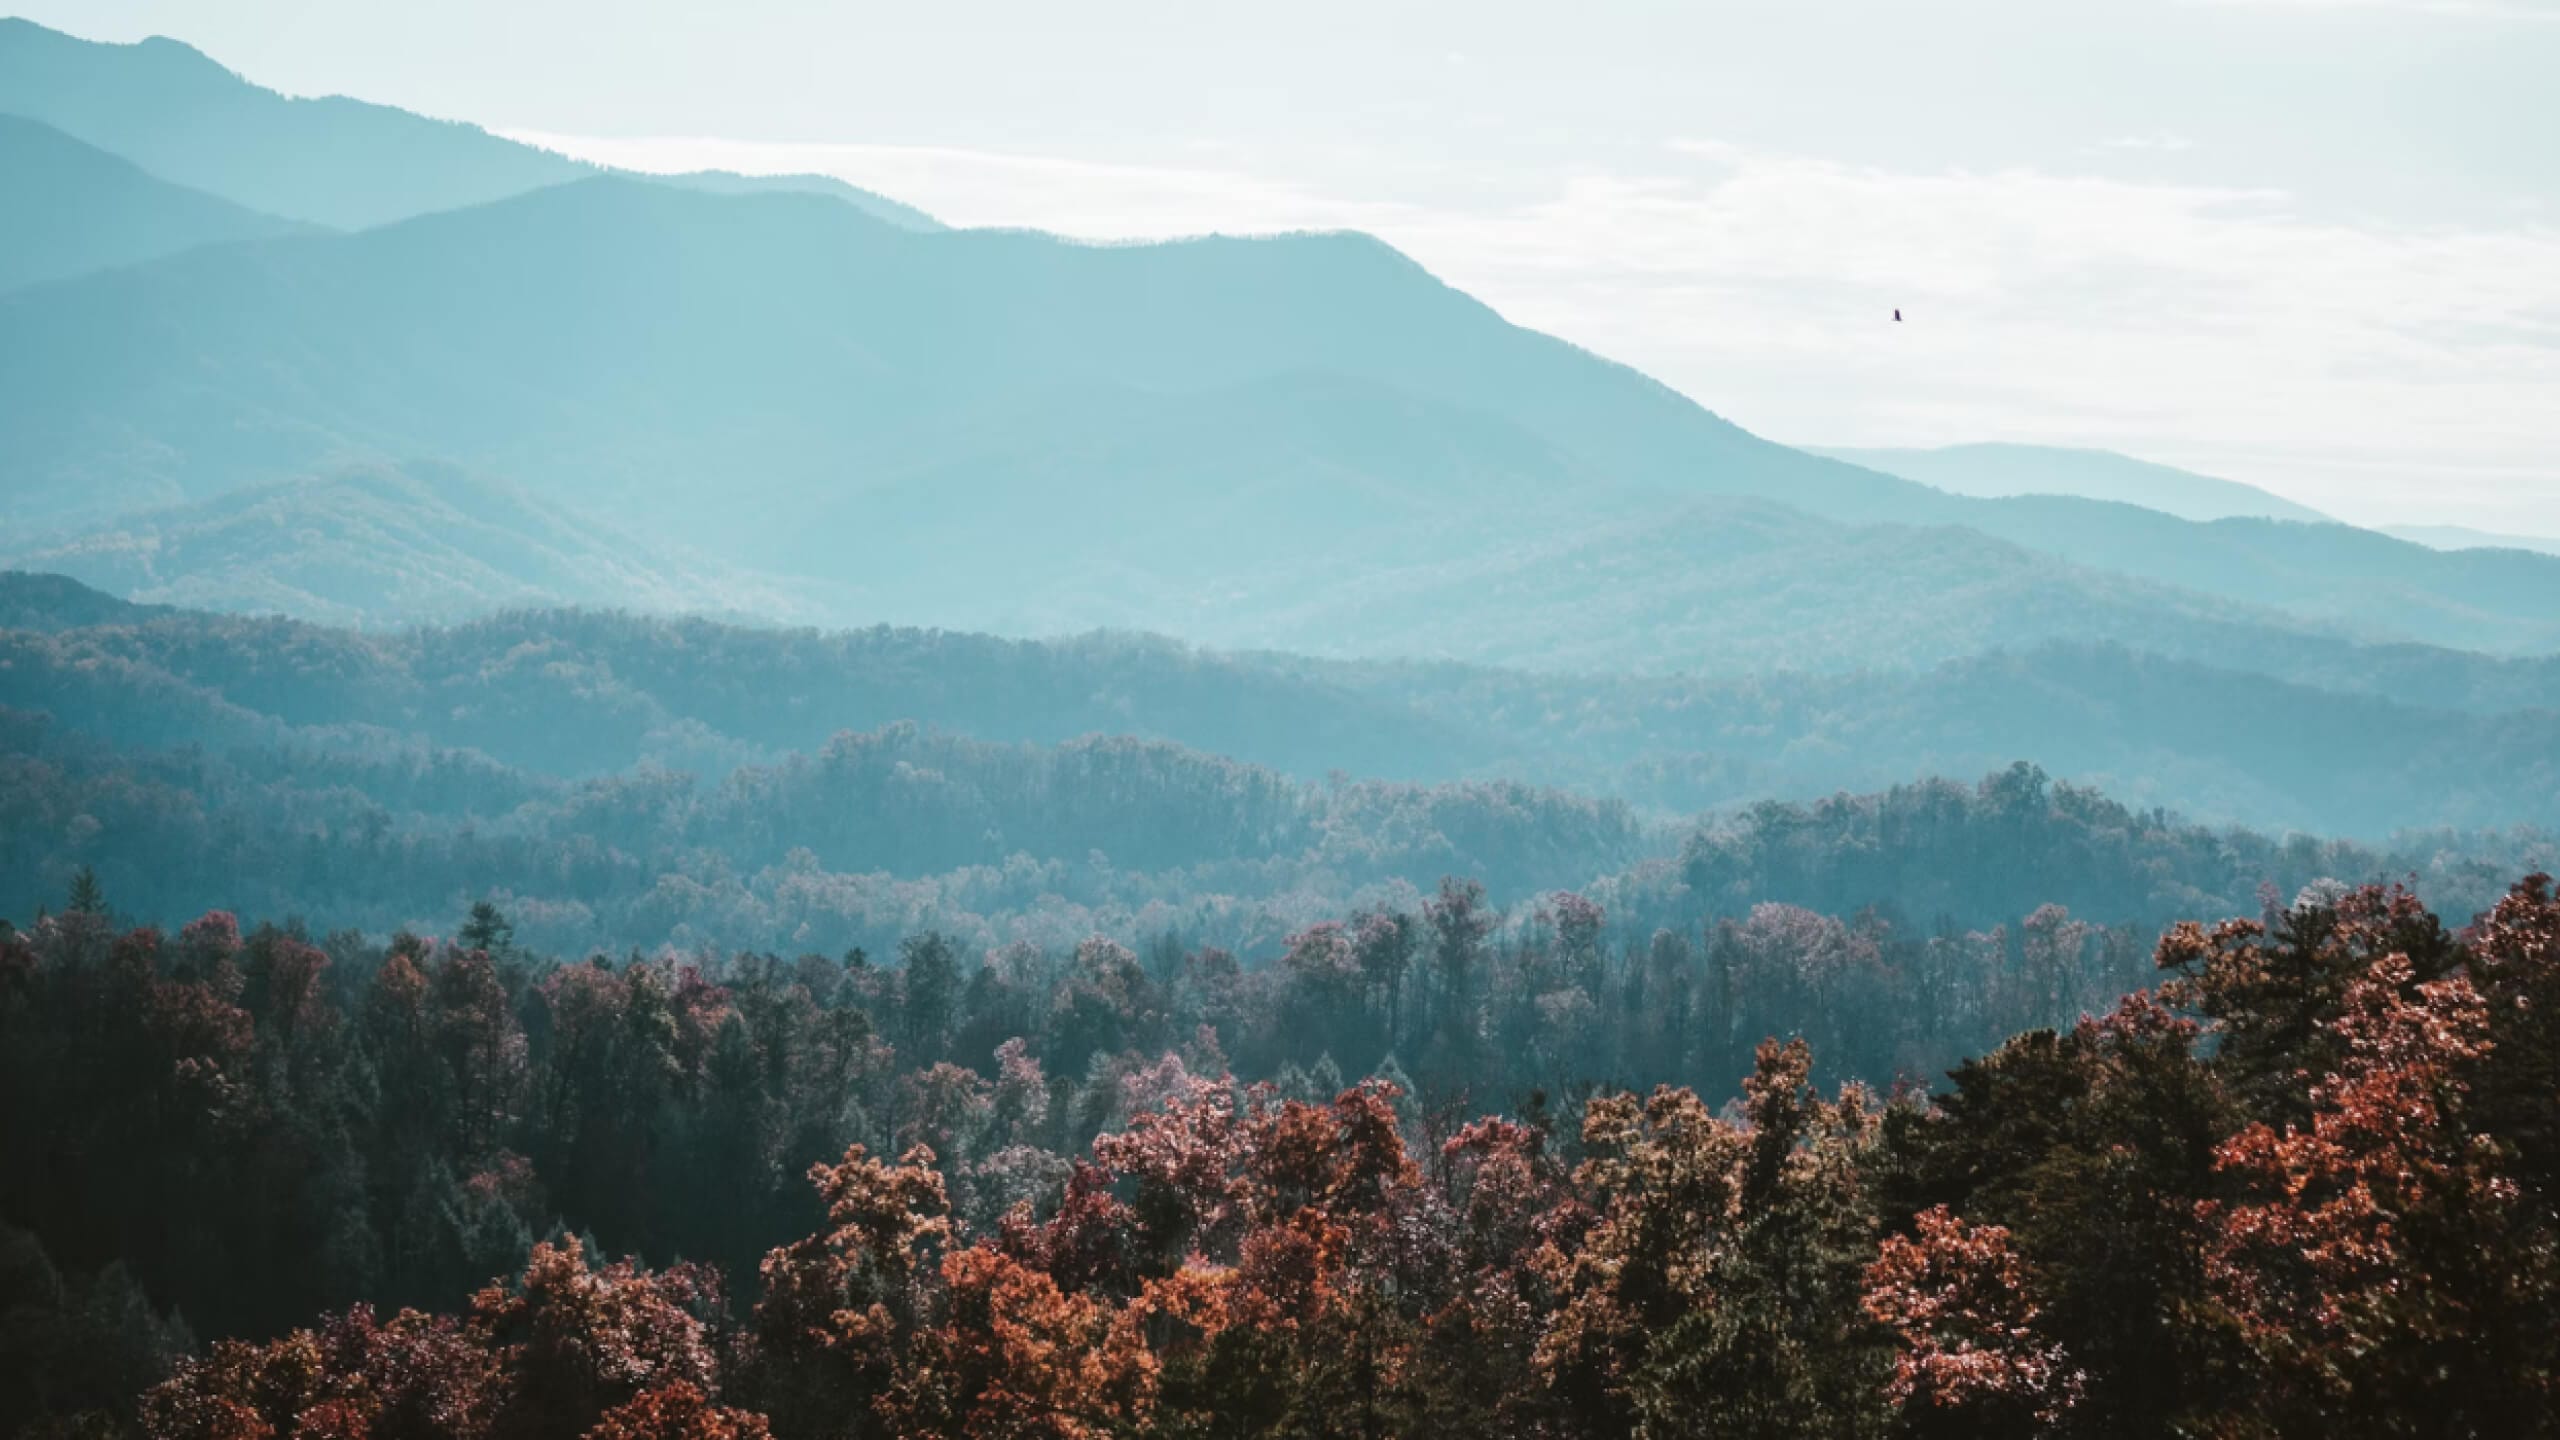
[18,0,2559,530]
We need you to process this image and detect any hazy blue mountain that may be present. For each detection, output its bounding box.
[0,18,596,229]
[15,172,2560,662]
[2384,522,2560,558]
[7,573,2558,838]
[1252,638,2560,836]
[0,571,170,631]
[0,173,1904,553]
[0,19,945,235]
[1843,492,2560,656]
[0,462,842,627]
[1810,442,2332,524]
[651,168,946,231]
[0,573,1485,785]
[1127,493,2339,675]
[0,112,306,289]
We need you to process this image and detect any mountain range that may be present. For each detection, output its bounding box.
[0,16,939,237]
[5,571,2556,840]
[6,168,2558,662]
[2,16,2555,837]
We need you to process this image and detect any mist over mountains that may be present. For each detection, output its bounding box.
[2,13,2554,841]
[9,171,2560,659]
[7,16,2560,1439]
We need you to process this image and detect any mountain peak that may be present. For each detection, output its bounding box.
[0,18,595,228]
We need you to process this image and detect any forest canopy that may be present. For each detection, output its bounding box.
[7,870,2560,1437]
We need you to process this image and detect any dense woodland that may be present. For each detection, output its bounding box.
[5,677,2546,965]
[7,866,2560,1437]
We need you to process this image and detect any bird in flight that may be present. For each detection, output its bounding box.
[1893,309,1903,322]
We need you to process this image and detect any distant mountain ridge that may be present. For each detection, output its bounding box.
[0,17,940,233]
[6,17,2556,677]
[2385,523,2560,559]
[5,172,2558,661]
[0,172,1908,562]
[0,17,591,229]
[0,462,845,627]
[647,167,946,232]
[0,111,306,289]
[1809,442,2332,524]
[5,572,2558,838]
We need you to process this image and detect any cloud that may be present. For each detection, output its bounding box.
[2190,0,2560,17]
[511,129,2560,532]
[2096,131,2197,153]
[506,130,1413,242]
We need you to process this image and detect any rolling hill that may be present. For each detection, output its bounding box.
[5,573,2558,838]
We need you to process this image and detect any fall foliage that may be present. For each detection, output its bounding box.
[7,874,2560,1436]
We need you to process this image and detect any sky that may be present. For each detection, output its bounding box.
[17,0,2558,531]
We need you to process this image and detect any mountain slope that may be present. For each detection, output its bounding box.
[0,172,1904,544]
[3,149,2555,658]
[0,19,945,234]
[0,18,595,229]
[0,571,170,631]
[1838,492,2560,656]
[0,112,306,289]
[0,462,840,627]
[1811,442,2331,524]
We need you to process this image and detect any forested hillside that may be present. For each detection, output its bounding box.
[9,865,2560,1437]
[8,574,2560,840]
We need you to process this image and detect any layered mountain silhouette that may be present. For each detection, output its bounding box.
[0,18,593,229]
[1810,442,2332,524]
[0,172,1892,551]
[5,168,2557,660]
[4,571,2556,838]
[650,167,945,232]
[2385,522,2560,559]
[0,462,840,627]
[5,16,2555,682]
[0,113,306,290]
[0,18,939,233]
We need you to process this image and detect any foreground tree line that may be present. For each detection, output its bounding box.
[6,873,2560,1436]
